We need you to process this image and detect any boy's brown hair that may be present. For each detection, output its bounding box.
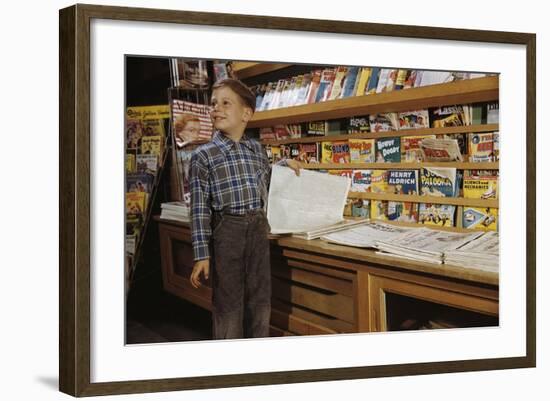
[212,78,256,113]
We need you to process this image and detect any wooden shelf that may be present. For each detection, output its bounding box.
[302,162,499,170]
[232,62,292,80]
[248,76,498,128]
[348,192,499,208]
[261,124,499,146]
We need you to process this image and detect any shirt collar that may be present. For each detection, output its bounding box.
[213,130,256,154]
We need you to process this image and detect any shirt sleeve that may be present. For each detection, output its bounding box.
[190,150,211,261]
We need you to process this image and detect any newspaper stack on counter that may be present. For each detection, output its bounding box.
[375,228,484,264]
[292,219,371,240]
[160,201,190,223]
[321,221,416,248]
[444,231,499,272]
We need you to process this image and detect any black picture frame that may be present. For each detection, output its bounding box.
[59,3,536,397]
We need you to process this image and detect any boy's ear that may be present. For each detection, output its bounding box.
[242,107,253,122]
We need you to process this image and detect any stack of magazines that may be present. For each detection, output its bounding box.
[444,231,499,272]
[160,201,190,223]
[375,228,484,264]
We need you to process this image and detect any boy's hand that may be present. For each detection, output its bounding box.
[190,259,210,288]
[286,159,302,176]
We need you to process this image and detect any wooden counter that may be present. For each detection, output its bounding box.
[155,217,499,336]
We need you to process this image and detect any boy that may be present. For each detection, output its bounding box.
[189,78,301,339]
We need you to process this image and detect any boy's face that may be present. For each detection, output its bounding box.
[210,86,252,136]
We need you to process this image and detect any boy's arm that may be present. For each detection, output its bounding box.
[190,151,212,261]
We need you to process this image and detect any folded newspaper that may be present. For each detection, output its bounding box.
[444,231,499,272]
[267,165,351,234]
[375,228,484,264]
[321,221,415,248]
[420,138,463,162]
[160,201,190,223]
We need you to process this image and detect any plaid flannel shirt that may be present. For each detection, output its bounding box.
[190,131,282,261]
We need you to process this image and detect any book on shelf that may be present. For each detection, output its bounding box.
[376,68,397,93]
[349,138,375,163]
[401,135,436,162]
[468,132,495,162]
[394,69,409,90]
[387,170,419,194]
[296,73,312,106]
[463,170,499,199]
[365,67,381,95]
[321,141,333,163]
[345,116,370,134]
[328,169,353,179]
[440,133,468,157]
[305,69,322,104]
[315,68,337,103]
[126,173,154,193]
[431,105,469,127]
[141,118,165,138]
[375,137,401,163]
[398,109,430,130]
[420,167,459,197]
[462,207,498,231]
[331,141,351,164]
[369,113,399,132]
[420,138,464,162]
[307,121,327,136]
[493,132,499,161]
[403,70,418,89]
[418,203,456,227]
[387,201,419,223]
[327,66,348,100]
[341,66,360,98]
[370,170,389,193]
[351,169,372,192]
[298,143,320,163]
[136,154,158,173]
[354,67,371,96]
[213,62,231,81]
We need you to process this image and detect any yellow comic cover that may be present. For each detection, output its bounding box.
[463,171,499,199]
[126,105,170,120]
[462,207,498,231]
[370,170,389,193]
[321,141,333,163]
[126,192,148,215]
[371,200,388,221]
[349,138,375,163]
[141,136,162,156]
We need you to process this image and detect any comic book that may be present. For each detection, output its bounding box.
[493,132,500,161]
[271,146,282,163]
[354,67,372,96]
[321,142,333,163]
[420,138,463,162]
[328,169,353,180]
[388,202,419,223]
[394,69,409,90]
[366,67,381,95]
[351,199,371,218]
[440,133,468,157]
[307,121,327,136]
[463,170,499,199]
[387,170,419,195]
[468,132,494,162]
[349,138,375,163]
[431,105,468,128]
[315,68,337,103]
[141,118,165,138]
[401,135,436,162]
[136,154,158,173]
[418,203,456,227]
[298,143,320,163]
[328,66,348,100]
[420,167,458,197]
[369,113,399,132]
[126,191,148,215]
[306,69,322,104]
[126,154,136,173]
[371,200,388,221]
[375,137,401,163]
[370,170,389,193]
[398,110,430,130]
[126,173,154,193]
[351,169,372,192]
[346,116,370,134]
[331,141,351,163]
[341,66,360,98]
[259,127,276,140]
[171,99,213,142]
[126,118,142,149]
[141,136,162,156]
[462,207,498,231]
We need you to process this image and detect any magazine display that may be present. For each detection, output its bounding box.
[420,138,464,162]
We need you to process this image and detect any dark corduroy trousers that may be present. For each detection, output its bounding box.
[211,210,271,339]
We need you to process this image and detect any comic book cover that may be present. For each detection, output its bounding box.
[401,135,436,162]
[259,127,276,140]
[126,191,148,215]
[349,138,375,163]
[354,67,371,96]
[369,113,399,132]
[420,167,457,197]
[387,202,419,223]
[420,138,463,162]
[366,67,381,95]
[418,203,456,227]
[493,132,500,161]
[141,136,162,156]
[174,59,209,89]
[463,170,499,199]
[273,125,290,140]
[141,118,165,138]
[440,133,468,156]
[315,68,337,103]
[298,143,320,163]
[351,169,372,192]
[271,146,282,163]
[346,116,370,134]
[296,73,312,106]
[398,109,430,129]
[126,118,143,150]
[370,170,389,193]
[375,137,401,163]
[328,66,348,100]
[171,99,213,142]
[126,154,136,173]
[341,66,360,98]
[463,207,498,231]
[403,70,418,89]
[126,173,154,193]
[387,170,419,195]
[307,121,327,136]
[136,154,158,173]
[331,141,351,163]
[306,69,322,104]
[351,199,370,218]
[431,105,468,128]
[371,200,388,221]
[376,68,394,93]
[289,143,300,159]
[328,169,353,179]
[321,142,333,163]
[468,132,494,162]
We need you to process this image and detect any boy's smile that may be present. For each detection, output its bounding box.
[210,86,253,141]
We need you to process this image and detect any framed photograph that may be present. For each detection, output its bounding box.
[59,4,536,397]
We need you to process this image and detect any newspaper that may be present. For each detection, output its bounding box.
[293,219,370,240]
[376,228,484,263]
[420,138,463,162]
[160,201,190,222]
[444,231,499,271]
[267,165,351,234]
[321,221,415,248]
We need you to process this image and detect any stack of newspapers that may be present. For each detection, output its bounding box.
[375,228,484,264]
[444,231,499,272]
[160,201,190,223]
[320,221,415,247]
[292,219,370,240]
